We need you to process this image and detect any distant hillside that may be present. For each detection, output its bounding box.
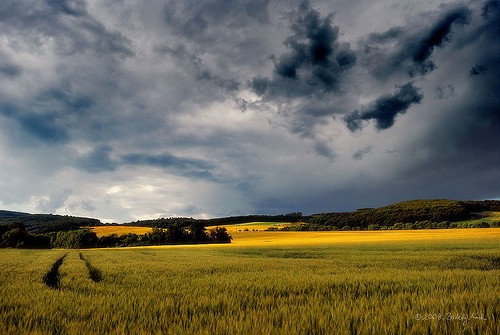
[0,212,102,233]
[0,210,31,218]
[124,213,304,228]
[124,199,500,231]
[298,199,500,230]
[2,199,499,233]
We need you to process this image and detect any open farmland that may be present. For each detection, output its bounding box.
[88,225,153,237]
[87,221,288,238]
[1,229,499,334]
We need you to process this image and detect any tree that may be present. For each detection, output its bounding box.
[208,227,232,243]
[53,229,98,248]
[166,224,187,243]
[188,223,209,243]
[1,222,27,247]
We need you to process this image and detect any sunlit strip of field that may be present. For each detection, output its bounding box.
[227,228,500,247]
[205,222,290,234]
[141,228,500,250]
[88,226,152,237]
[489,211,500,221]
[88,222,288,238]
[86,224,500,248]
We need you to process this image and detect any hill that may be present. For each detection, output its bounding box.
[2,199,499,233]
[296,199,500,230]
[0,212,101,233]
[0,210,31,218]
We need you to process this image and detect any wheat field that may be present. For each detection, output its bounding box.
[1,229,499,334]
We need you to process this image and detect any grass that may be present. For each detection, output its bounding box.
[0,229,499,334]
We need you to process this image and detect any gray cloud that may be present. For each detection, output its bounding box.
[366,27,404,44]
[0,103,70,144]
[36,189,72,213]
[353,147,372,160]
[409,6,471,76]
[0,56,21,77]
[76,145,117,173]
[433,84,456,99]
[0,0,498,222]
[251,1,356,97]
[481,0,499,17]
[469,64,486,76]
[46,0,87,16]
[121,152,216,180]
[158,45,241,92]
[360,5,472,79]
[0,0,133,57]
[163,0,271,41]
[344,83,423,131]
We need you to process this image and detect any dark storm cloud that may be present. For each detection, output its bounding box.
[344,83,423,131]
[122,153,216,180]
[76,146,218,180]
[481,0,499,17]
[251,1,355,97]
[76,145,117,173]
[469,64,486,76]
[409,6,471,75]
[361,6,472,79]
[0,0,133,57]
[244,1,359,155]
[366,27,404,44]
[0,86,95,145]
[0,63,21,77]
[17,113,70,144]
[386,0,500,201]
[0,103,70,144]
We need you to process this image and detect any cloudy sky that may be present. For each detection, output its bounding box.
[0,0,498,222]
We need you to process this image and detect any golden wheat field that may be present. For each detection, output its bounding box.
[88,225,153,237]
[1,228,499,334]
[91,224,500,247]
[88,221,286,238]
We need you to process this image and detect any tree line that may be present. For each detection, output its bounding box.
[0,222,231,249]
[270,200,500,231]
[124,213,304,228]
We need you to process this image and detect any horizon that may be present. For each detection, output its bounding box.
[1,0,499,223]
[2,197,499,224]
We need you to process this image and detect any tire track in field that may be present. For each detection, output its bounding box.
[43,253,68,289]
[79,252,102,283]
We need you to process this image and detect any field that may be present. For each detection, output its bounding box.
[87,210,500,238]
[88,225,153,237]
[87,221,287,237]
[1,228,499,334]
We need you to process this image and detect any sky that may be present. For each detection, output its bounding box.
[0,0,499,223]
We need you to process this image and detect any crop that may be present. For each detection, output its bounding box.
[1,229,499,334]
